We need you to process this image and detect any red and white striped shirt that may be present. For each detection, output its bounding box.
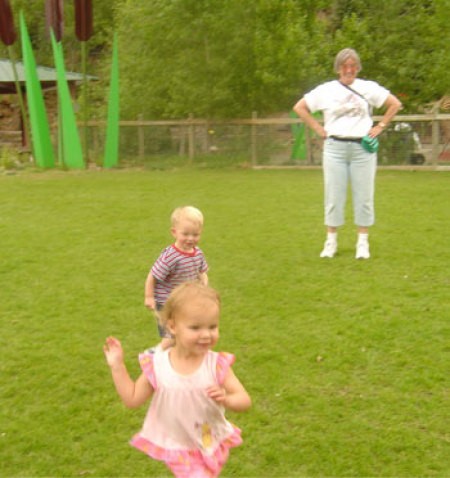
[151,245,208,305]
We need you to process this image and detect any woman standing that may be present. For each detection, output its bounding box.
[293,48,402,259]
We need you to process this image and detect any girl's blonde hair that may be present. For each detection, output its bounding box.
[171,206,204,227]
[161,282,220,326]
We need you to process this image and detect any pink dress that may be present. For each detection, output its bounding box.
[130,349,243,477]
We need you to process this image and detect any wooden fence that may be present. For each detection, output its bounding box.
[87,113,450,167]
[2,113,450,167]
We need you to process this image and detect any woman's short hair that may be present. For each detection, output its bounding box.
[161,282,220,325]
[171,206,204,227]
[334,48,362,73]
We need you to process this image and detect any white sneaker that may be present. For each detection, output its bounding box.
[355,241,370,259]
[320,240,337,258]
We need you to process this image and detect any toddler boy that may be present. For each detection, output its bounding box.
[144,206,208,349]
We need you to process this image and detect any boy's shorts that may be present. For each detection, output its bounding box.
[155,303,172,338]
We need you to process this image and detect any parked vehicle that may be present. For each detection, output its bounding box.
[379,122,425,165]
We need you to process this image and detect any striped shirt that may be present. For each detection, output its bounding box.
[151,245,208,305]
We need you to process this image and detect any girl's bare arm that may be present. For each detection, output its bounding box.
[104,337,153,408]
[207,367,251,412]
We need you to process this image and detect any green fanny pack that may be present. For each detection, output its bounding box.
[361,135,379,153]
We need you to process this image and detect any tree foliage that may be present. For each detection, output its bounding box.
[331,0,450,111]
[115,0,334,118]
[114,0,450,117]
[1,0,449,118]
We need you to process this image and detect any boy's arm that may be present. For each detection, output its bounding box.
[199,271,208,286]
[144,273,156,309]
[104,337,153,408]
[207,367,251,412]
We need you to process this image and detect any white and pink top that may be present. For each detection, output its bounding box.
[130,349,242,476]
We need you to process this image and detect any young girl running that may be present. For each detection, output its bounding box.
[104,282,251,477]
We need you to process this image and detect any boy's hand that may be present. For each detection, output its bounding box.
[145,297,155,310]
[103,336,124,368]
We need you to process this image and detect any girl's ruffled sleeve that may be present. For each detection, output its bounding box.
[216,352,235,385]
[138,352,157,389]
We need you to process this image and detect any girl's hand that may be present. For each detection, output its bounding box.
[206,385,227,404]
[103,337,154,408]
[103,336,124,368]
[217,368,252,412]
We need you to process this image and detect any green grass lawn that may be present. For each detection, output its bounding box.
[0,168,449,477]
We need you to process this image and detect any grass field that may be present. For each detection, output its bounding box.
[0,167,449,477]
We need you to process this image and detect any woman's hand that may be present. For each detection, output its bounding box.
[368,124,385,138]
[369,94,402,138]
[293,98,327,139]
[316,125,327,139]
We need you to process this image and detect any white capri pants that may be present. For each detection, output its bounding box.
[323,138,377,227]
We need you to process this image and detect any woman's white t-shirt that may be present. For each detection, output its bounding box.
[304,79,390,137]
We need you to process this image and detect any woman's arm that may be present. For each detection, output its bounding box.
[104,337,153,408]
[370,93,402,137]
[293,98,327,139]
[207,367,251,412]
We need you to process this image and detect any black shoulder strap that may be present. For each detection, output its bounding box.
[339,81,372,115]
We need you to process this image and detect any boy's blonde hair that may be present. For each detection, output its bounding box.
[161,282,220,325]
[171,206,204,228]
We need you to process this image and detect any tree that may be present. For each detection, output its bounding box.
[115,0,334,118]
[4,0,448,118]
[330,0,450,110]
[116,0,257,118]
[252,0,332,112]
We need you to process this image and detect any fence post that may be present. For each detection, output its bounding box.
[188,114,194,163]
[305,125,313,165]
[203,119,209,153]
[251,111,257,167]
[93,124,100,160]
[431,113,439,165]
[138,114,144,160]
